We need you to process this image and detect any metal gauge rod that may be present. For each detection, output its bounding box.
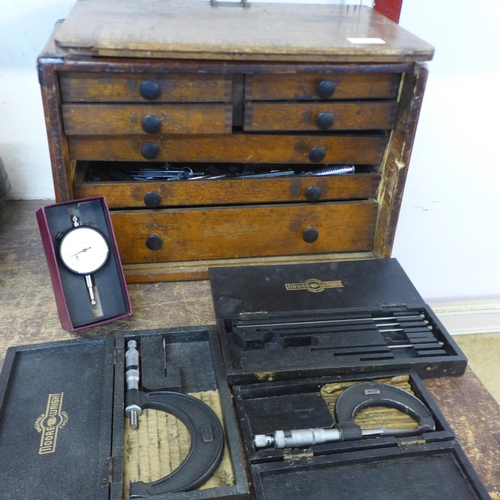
[235,314,426,329]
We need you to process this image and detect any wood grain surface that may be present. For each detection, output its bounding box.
[53,0,434,63]
[68,133,387,164]
[59,72,232,103]
[245,72,401,101]
[110,200,377,264]
[62,103,233,135]
[0,201,498,498]
[244,101,398,131]
[74,172,381,208]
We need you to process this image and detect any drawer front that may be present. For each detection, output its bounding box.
[68,134,388,164]
[245,73,401,101]
[74,172,381,208]
[244,102,398,132]
[59,72,232,103]
[62,104,232,135]
[111,201,378,263]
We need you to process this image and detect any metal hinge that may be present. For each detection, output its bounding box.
[397,436,427,449]
[238,311,268,320]
[101,456,123,486]
[380,304,410,312]
[284,450,314,463]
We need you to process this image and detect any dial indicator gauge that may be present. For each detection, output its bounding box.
[59,226,109,275]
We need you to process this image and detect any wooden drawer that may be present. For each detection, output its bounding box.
[245,73,401,101]
[68,133,388,164]
[59,72,232,103]
[62,104,232,135]
[244,101,398,132]
[111,200,378,264]
[74,168,381,208]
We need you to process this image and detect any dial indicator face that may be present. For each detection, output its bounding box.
[59,227,109,275]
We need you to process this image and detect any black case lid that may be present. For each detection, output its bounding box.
[210,258,423,318]
[251,440,490,500]
[0,337,114,500]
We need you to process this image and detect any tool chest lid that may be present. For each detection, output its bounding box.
[210,258,424,318]
[52,0,434,63]
[0,337,114,500]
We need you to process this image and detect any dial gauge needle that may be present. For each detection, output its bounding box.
[70,247,91,259]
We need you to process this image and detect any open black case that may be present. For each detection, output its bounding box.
[0,327,248,500]
[209,259,467,384]
[209,259,490,500]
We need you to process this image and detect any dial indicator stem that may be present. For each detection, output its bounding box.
[85,275,97,305]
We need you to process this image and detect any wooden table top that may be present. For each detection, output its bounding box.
[0,200,498,498]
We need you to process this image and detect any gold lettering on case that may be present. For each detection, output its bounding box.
[35,393,69,455]
[285,278,344,293]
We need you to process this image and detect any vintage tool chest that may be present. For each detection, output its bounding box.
[208,259,491,499]
[38,0,434,282]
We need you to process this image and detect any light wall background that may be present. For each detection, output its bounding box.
[0,0,499,305]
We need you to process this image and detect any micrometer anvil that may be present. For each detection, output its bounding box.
[253,382,435,449]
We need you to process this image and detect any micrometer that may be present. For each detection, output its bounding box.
[253,381,435,449]
[124,340,224,497]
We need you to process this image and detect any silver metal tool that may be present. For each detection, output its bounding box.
[124,338,225,496]
[125,340,142,429]
[313,165,355,176]
[253,382,435,449]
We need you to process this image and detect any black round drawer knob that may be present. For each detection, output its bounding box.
[142,115,162,134]
[317,80,336,99]
[146,234,164,251]
[141,142,160,160]
[303,227,319,243]
[316,112,334,131]
[308,147,326,163]
[305,186,322,202]
[140,80,161,100]
[144,191,162,208]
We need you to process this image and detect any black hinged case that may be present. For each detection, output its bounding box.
[0,327,249,500]
[209,258,467,384]
[208,258,489,500]
[232,372,490,500]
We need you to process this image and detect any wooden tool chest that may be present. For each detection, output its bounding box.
[38,0,434,282]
